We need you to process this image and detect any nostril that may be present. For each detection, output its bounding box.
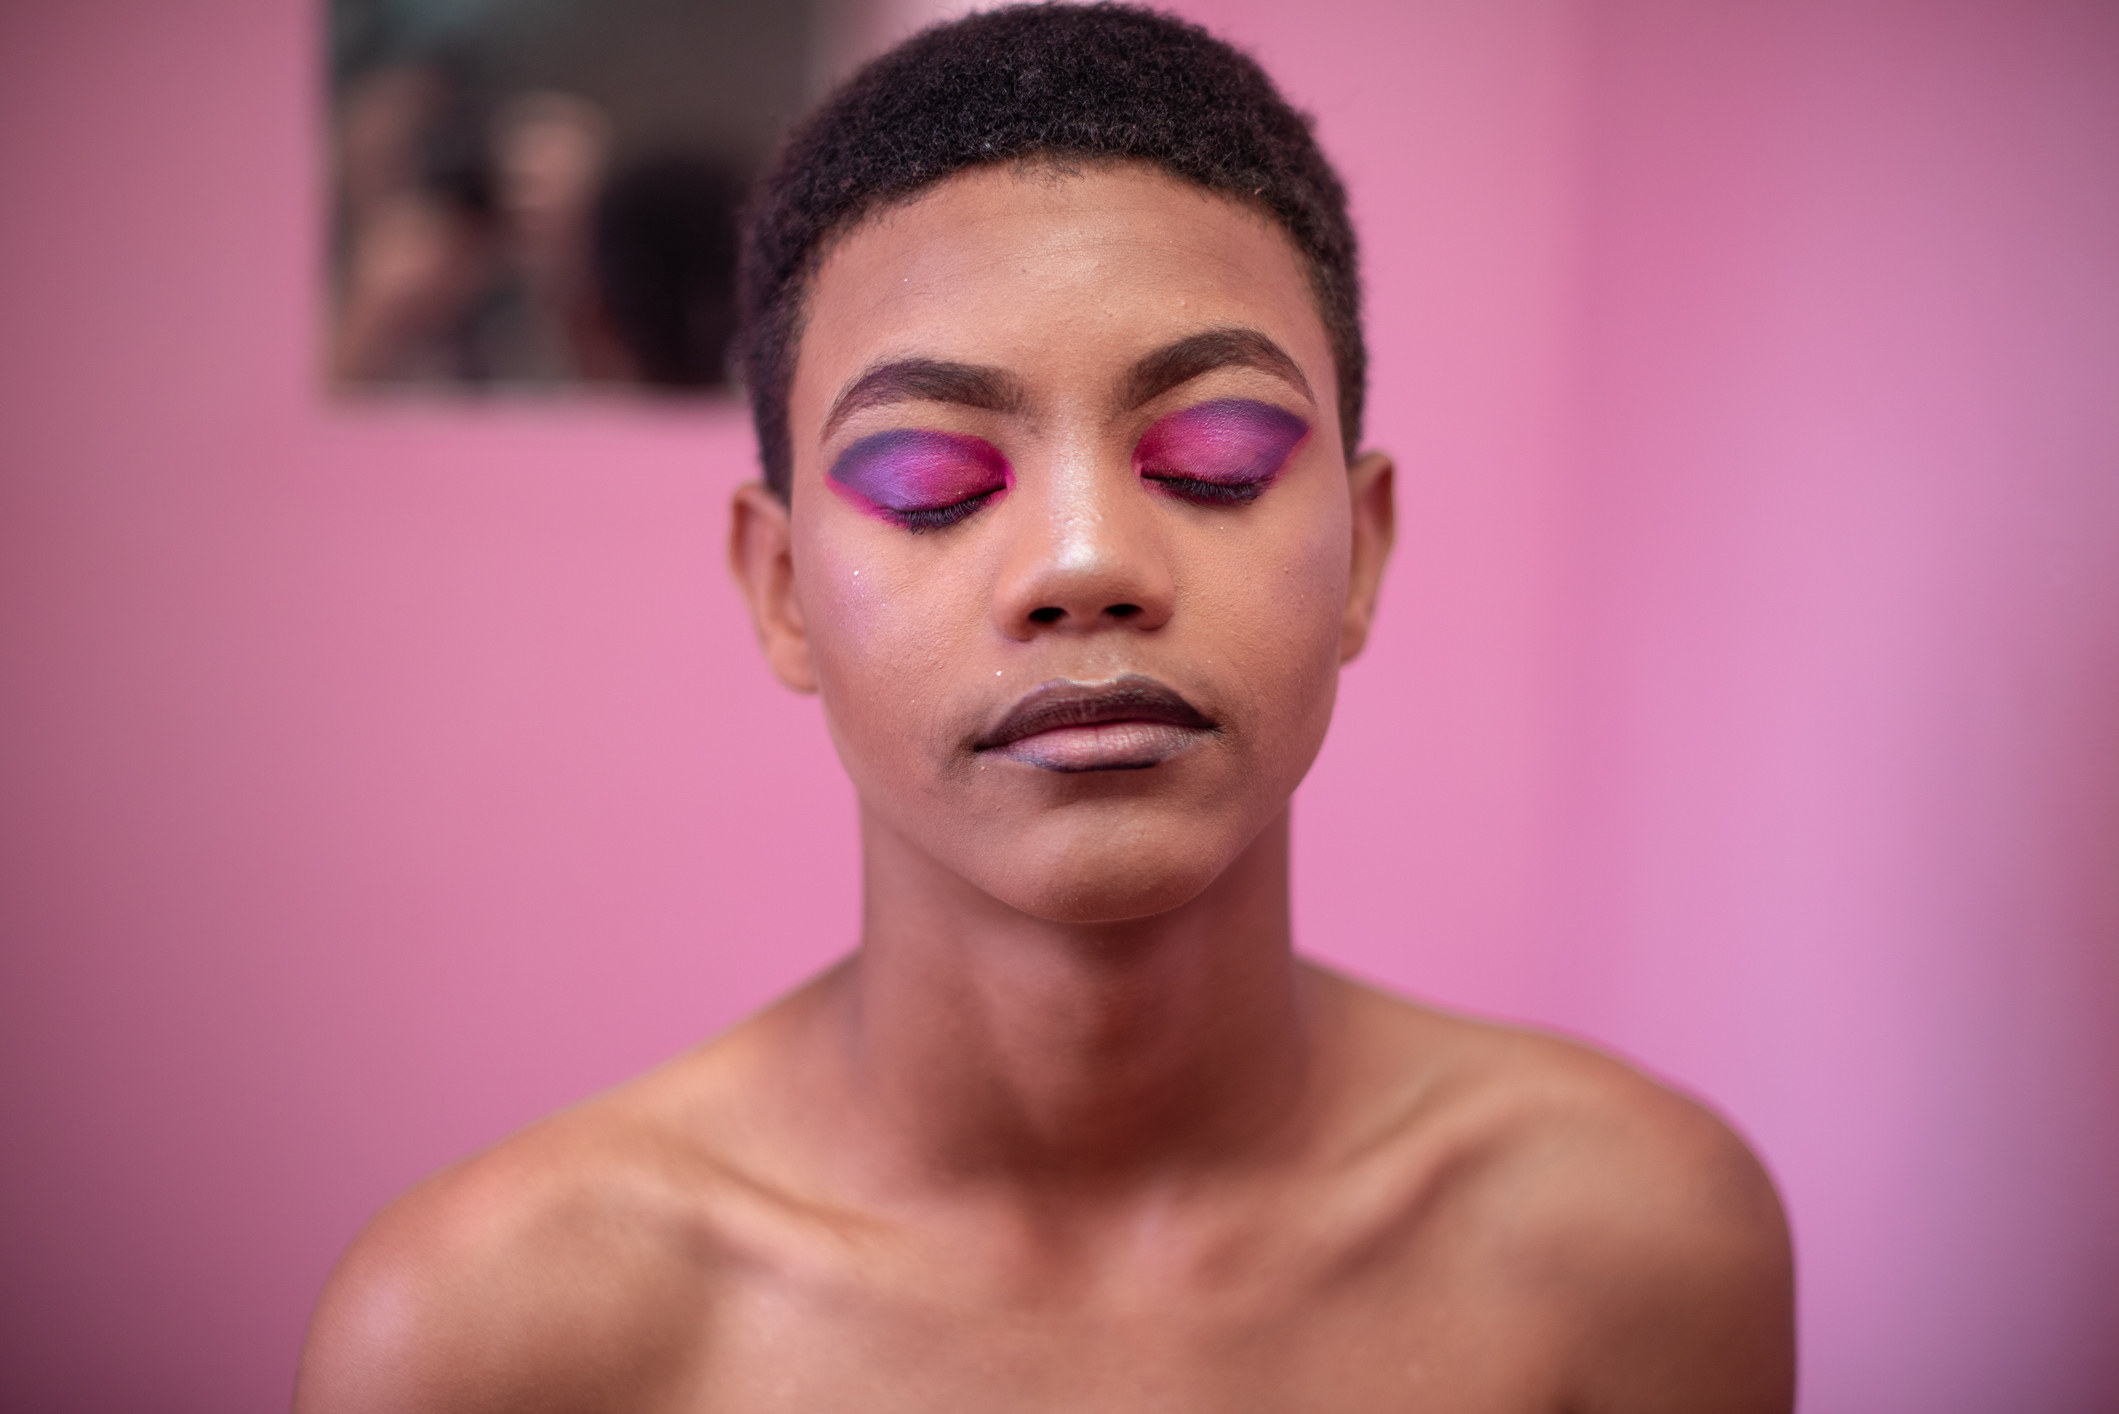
[1029,606,1064,625]
[1106,603,1142,619]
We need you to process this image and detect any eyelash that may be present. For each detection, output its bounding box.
[884,488,1002,532]
[1144,474,1272,507]
[881,473,1268,529]
[884,472,1270,528]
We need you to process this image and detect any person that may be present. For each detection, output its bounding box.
[295,6,1795,1410]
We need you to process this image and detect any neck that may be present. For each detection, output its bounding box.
[826,803,1313,1189]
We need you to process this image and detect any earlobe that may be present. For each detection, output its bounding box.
[728,482,820,694]
[1339,449,1396,664]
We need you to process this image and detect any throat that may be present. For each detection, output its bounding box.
[834,808,1315,1185]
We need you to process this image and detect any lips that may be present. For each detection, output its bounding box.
[973,675,1217,772]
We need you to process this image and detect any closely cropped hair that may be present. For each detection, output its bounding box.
[735,2,1365,498]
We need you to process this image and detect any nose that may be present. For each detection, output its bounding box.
[991,455,1175,640]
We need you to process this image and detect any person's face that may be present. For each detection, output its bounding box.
[733,161,1393,923]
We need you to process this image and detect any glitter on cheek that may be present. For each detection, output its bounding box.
[1134,398,1311,485]
[828,429,1012,519]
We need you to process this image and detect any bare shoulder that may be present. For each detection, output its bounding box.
[293,1004,810,1414]
[1315,969,1795,1414]
[294,1093,712,1412]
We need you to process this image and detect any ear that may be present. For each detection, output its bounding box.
[728,482,820,693]
[1339,449,1396,664]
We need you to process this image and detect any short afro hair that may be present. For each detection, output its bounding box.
[735,2,1365,498]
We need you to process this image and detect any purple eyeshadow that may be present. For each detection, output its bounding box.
[828,429,1012,521]
[1133,398,1311,487]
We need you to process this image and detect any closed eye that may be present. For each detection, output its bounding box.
[829,428,1012,531]
[887,488,1003,531]
[1144,474,1270,506]
[1132,398,1309,509]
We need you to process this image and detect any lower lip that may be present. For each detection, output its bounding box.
[989,721,1208,772]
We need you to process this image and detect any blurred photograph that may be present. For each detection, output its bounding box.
[326,0,826,394]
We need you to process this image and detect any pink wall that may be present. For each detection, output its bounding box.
[1549,7,2119,1404]
[3,1,2114,1409]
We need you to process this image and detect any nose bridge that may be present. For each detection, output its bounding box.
[994,438,1173,636]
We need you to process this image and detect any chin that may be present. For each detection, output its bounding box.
[961,813,1253,925]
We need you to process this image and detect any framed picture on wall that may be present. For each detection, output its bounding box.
[325,0,870,397]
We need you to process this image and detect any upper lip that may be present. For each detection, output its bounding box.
[973,675,1216,751]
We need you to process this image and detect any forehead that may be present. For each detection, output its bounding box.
[791,162,1333,427]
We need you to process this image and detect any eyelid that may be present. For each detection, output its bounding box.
[828,427,1012,523]
[1133,397,1311,486]
[828,426,1007,472]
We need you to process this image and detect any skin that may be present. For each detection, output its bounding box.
[296,161,1794,1413]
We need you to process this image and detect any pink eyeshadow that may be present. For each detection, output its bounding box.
[1133,398,1311,485]
[828,429,1011,517]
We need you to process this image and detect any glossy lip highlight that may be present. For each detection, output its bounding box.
[973,675,1217,772]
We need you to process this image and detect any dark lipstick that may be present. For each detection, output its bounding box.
[974,675,1216,772]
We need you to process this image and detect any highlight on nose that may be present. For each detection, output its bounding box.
[993,472,1178,637]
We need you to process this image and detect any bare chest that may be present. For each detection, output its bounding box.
[649,1243,1567,1414]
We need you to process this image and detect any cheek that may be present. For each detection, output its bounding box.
[791,525,979,765]
[796,532,906,677]
[1207,481,1353,721]
[1231,473,1351,629]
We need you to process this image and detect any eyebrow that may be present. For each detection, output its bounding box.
[818,325,1313,442]
[1118,326,1314,411]
[822,359,1029,441]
